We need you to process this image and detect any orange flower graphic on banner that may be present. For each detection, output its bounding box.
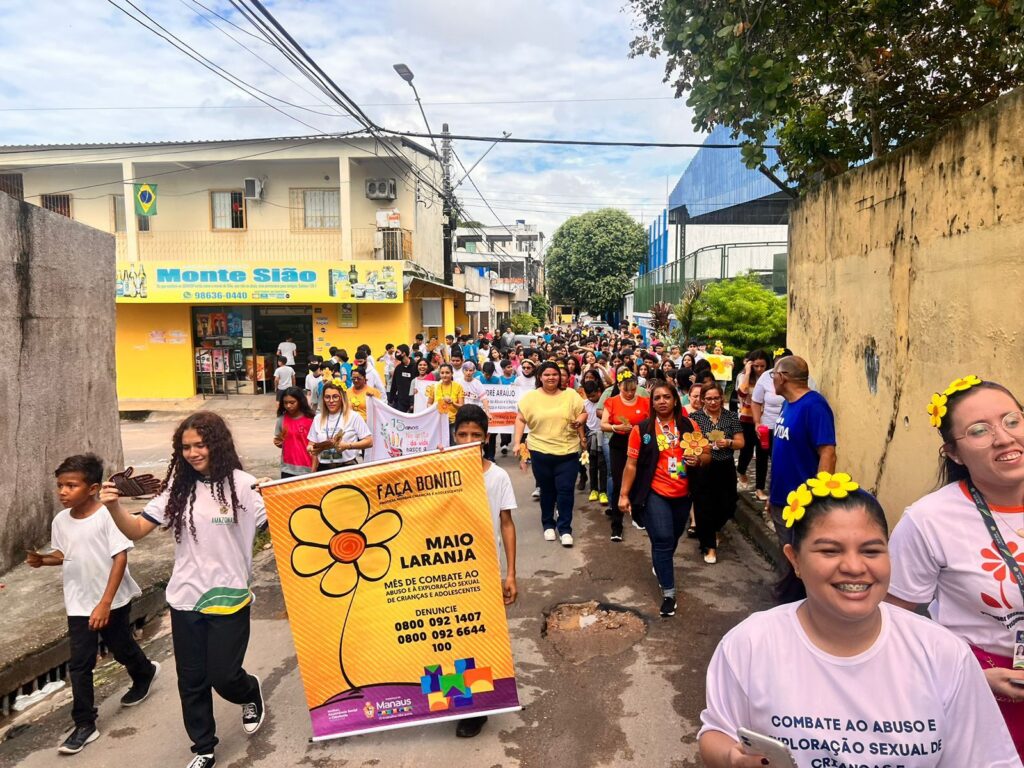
[682,432,709,457]
[290,486,402,598]
[980,541,1024,610]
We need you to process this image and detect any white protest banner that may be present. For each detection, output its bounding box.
[413,378,432,413]
[478,382,533,435]
[367,396,449,461]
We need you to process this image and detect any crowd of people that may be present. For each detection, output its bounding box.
[24,319,1024,767]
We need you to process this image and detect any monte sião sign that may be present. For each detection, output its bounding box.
[115,260,403,304]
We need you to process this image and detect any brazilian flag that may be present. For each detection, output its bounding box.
[134,183,157,216]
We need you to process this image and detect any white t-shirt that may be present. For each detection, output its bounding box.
[308,410,371,464]
[889,481,1024,657]
[583,399,601,434]
[142,470,266,614]
[483,462,516,571]
[700,601,1021,768]
[363,364,385,392]
[752,369,818,427]
[51,505,141,617]
[275,365,296,390]
[304,372,321,404]
[277,341,297,365]
[462,378,488,408]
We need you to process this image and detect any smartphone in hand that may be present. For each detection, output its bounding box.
[737,728,798,768]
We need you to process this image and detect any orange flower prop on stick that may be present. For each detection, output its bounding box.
[682,432,709,457]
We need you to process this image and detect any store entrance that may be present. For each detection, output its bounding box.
[254,306,314,386]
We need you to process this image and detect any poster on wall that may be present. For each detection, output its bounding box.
[338,303,358,328]
[115,261,403,304]
[366,398,449,461]
[260,446,521,740]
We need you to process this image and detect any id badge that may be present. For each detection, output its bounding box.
[1014,630,1024,671]
[667,455,687,480]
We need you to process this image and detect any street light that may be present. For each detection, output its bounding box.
[393,63,439,157]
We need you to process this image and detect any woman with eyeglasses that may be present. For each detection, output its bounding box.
[888,378,1024,759]
[307,381,372,470]
[689,382,744,564]
[515,359,536,387]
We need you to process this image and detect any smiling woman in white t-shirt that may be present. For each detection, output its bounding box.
[101,411,268,768]
[699,472,1020,768]
[888,378,1024,758]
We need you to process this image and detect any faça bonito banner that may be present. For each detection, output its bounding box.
[260,446,520,740]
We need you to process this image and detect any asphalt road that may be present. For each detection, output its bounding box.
[0,413,775,768]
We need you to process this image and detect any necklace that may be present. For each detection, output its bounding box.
[199,477,230,517]
[992,508,1024,538]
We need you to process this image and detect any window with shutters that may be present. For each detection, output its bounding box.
[0,173,24,201]
[41,194,72,217]
[210,190,246,230]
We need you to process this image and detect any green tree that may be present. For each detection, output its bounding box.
[509,312,538,335]
[628,0,1024,187]
[690,274,786,358]
[529,293,550,325]
[545,209,647,315]
[672,281,705,347]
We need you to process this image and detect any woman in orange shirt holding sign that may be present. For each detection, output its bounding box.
[619,381,709,618]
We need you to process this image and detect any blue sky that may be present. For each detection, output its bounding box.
[0,0,705,236]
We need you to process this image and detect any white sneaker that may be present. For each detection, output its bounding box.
[704,550,718,564]
[560,533,573,547]
[543,528,556,541]
[531,488,541,500]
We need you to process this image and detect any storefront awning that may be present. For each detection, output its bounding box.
[404,274,464,297]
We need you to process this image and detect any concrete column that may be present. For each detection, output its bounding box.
[121,161,138,262]
[339,156,353,260]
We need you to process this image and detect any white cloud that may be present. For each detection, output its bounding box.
[0,0,706,236]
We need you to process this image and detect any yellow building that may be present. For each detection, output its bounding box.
[0,136,461,400]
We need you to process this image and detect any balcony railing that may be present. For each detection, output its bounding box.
[114,227,415,263]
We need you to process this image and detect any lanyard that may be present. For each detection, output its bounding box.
[969,481,1024,605]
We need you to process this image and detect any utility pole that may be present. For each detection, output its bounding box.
[441,122,453,285]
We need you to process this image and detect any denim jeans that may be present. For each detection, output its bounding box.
[530,450,579,535]
[644,492,691,597]
[602,438,614,502]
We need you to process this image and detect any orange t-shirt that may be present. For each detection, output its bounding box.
[604,394,650,447]
[627,417,700,498]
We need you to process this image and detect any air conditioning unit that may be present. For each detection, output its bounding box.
[243,177,263,200]
[366,178,397,200]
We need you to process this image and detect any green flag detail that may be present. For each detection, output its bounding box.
[134,183,157,216]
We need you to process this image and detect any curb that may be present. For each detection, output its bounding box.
[731,492,784,572]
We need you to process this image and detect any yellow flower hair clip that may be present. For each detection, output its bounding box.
[616,370,635,383]
[773,347,786,358]
[329,377,348,391]
[806,471,859,499]
[926,393,948,428]
[783,484,812,528]
[942,375,982,397]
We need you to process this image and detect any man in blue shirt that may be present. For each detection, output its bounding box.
[768,356,837,549]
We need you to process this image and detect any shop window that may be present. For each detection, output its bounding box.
[41,193,72,217]
[113,195,151,233]
[0,173,24,201]
[211,191,246,230]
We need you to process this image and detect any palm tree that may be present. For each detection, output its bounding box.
[673,281,704,346]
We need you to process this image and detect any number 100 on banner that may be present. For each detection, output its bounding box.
[260,445,521,740]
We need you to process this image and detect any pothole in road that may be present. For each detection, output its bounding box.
[543,601,647,663]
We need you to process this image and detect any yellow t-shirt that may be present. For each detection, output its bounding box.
[347,386,380,421]
[518,387,585,455]
[427,381,464,423]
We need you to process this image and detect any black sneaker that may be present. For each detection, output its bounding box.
[121,660,161,707]
[455,715,488,738]
[577,476,587,491]
[241,676,265,735]
[185,755,216,768]
[610,526,623,542]
[659,597,677,617]
[58,724,99,754]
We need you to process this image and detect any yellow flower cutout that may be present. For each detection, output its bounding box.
[709,357,727,375]
[782,484,813,528]
[806,471,860,499]
[329,377,348,391]
[617,370,635,383]
[682,432,709,456]
[927,393,948,428]
[774,347,786,358]
[943,375,982,397]
[656,433,669,452]
[290,485,402,598]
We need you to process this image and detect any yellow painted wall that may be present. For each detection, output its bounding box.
[788,87,1024,522]
[312,302,415,379]
[116,304,195,399]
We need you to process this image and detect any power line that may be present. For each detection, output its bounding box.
[386,129,777,150]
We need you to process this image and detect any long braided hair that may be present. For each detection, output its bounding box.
[160,412,244,543]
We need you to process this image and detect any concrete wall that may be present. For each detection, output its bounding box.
[788,87,1024,521]
[0,193,123,573]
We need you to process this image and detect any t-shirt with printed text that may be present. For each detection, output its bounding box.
[769,390,836,506]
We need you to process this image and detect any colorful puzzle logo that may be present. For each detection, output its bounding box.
[420,657,494,711]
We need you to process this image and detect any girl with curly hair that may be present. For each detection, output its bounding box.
[101,411,267,768]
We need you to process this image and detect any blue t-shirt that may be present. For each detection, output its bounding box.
[769,391,836,506]
[498,375,517,385]
[477,373,500,386]
[462,342,478,362]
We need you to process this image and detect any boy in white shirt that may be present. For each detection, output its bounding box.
[27,454,159,755]
[304,361,322,413]
[273,355,295,401]
[450,405,517,739]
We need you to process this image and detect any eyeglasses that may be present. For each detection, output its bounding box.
[952,411,1024,447]
[768,369,788,379]
[703,395,722,402]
